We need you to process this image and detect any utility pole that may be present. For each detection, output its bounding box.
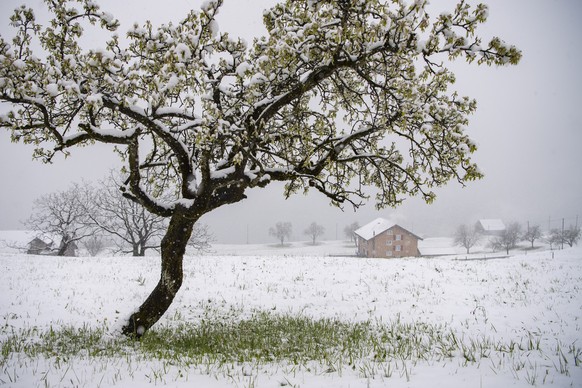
[562,218,565,250]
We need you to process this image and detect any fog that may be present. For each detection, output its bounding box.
[1,0,580,243]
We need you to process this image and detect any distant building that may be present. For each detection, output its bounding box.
[354,218,422,258]
[475,219,506,236]
[27,237,53,255]
[27,236,78,256]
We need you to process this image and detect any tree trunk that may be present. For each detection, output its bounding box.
[137,243,146,257]
[57,236,69,256]
[56,243,68,256]
[122,210,196,338]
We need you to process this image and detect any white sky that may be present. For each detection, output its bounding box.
[0,0,581,243]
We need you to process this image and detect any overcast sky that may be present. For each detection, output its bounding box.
[0,0,580,244]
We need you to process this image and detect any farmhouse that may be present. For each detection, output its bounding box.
[354,218,422,258]
[475,219,506,236]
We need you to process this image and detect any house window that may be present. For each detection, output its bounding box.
[395,245,402,252]
[386,240,392,246]
[386,250,393,256]
[395,234,402,241]
[387,229,393,235]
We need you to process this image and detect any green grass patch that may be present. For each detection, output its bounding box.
[140,312,373,364]
[2,310,580,381]
[1,312,469,368]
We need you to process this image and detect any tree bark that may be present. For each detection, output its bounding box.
[122,209,196,338]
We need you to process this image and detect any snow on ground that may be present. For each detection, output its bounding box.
[0,234,581,387]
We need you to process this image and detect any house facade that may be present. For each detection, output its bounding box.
[354,218,422,258]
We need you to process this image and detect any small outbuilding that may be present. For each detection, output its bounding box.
[27,237,53,255]
[354,218,422,258]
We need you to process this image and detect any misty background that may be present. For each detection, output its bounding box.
[0,0,580,243]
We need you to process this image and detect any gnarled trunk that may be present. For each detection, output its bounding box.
[122,210,197,338]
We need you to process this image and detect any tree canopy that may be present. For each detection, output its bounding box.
[0,0,520,218]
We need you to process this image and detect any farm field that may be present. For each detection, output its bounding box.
[1,237,581,387]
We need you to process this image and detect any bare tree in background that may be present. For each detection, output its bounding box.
[84,174,167,257]
[562,225,581,248]
[187,223,214,254]
[270,222,292,246]
[25,184,92,256]
[551,225,581,248]
[490,222,522,255]
[344,222,360,245]
[522,225,542,249]
[82,234,106,256]
[453,224,481,254]
[547,229,563,250]
[304,222,325,245]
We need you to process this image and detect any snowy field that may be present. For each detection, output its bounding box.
[1,234,581,387]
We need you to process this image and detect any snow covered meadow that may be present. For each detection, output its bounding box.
[1,236,581,387]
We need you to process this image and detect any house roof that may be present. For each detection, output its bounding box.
[477,219,506,231]
[354,218,396,240]
[354,218,422,241]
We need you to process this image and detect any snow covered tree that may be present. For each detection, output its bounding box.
[26,183,93,256]
[304,222,325,245]
[453,223,480,254]
[269,222,292,246]
[0,0,520,336]
[522,224,542,249]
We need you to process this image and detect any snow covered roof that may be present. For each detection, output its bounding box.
[477,219,506,232]
[354,218,396,240]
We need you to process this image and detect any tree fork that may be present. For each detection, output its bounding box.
[122,208,197,338]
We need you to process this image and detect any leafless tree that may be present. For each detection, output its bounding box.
[25,184,92,256]
[82,234,106,257]
[187,223,214,254]
[547,229,563,250]
[489,222,522,255]
[561,225,581,248]
[270,222,292,246]
[453,224,481,254]
[546,225,580,249]
[304,222,325,245]
[344,222,360,245]
[522,225,542,249]
[84,174,168,257]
